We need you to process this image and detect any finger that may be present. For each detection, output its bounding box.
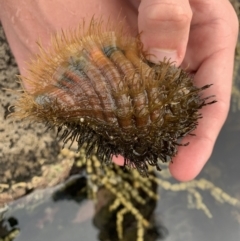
[138,0,192,66]
[112,155,125,166]
[169,0,238,181]
[169,47,235,181]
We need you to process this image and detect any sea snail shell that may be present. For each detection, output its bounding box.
[13,19,216,175]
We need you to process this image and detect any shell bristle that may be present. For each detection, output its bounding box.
[12,18,216,176]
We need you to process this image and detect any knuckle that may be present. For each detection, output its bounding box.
[145,3,192,29]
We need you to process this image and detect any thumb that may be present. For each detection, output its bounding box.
[138,0,192,66]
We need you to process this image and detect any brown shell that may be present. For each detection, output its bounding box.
[13,19,216,175]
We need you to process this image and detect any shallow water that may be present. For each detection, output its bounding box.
[1,103,240,241]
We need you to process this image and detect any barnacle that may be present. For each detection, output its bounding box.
[12,18,216,175]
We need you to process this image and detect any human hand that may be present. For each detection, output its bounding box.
[138,0,238,181]
[0,0,238,181]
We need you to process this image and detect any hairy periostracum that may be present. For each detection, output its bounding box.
[13,19,216,175]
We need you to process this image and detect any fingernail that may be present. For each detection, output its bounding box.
[147,48,177,64]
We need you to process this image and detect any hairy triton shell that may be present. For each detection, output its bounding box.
[13,19,216,175]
